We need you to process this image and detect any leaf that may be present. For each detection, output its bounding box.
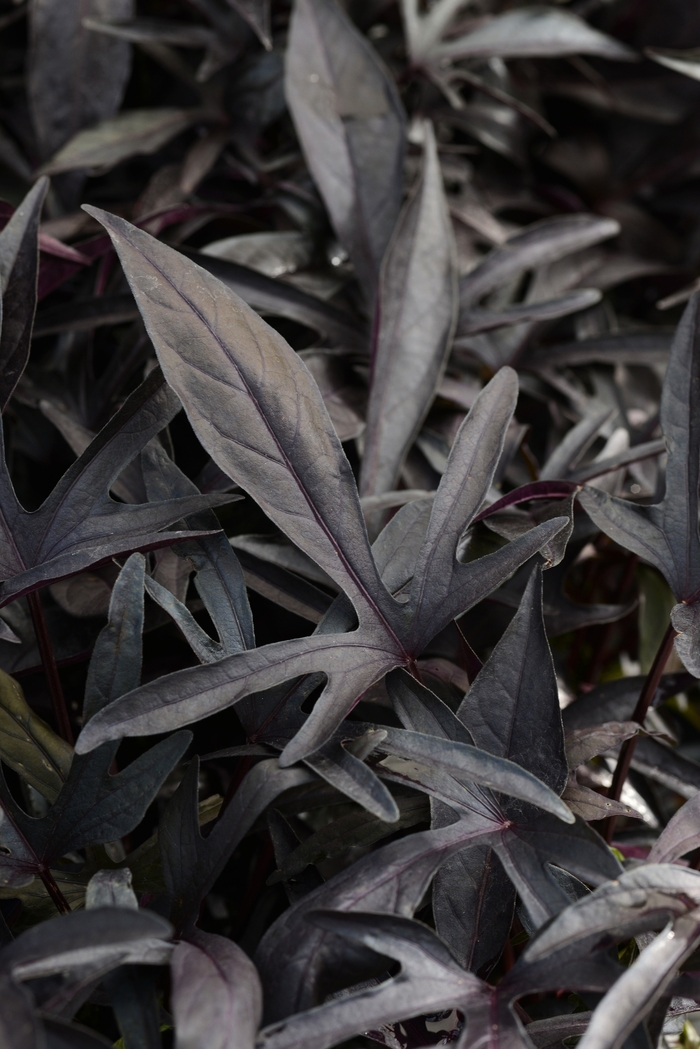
[82,208,390,619]
[141,440,254,657]
[459,214,620,309]
[648,792,700,864]
[579,293,700,676]
[460,565,568,794]
[539,408,614,482]
[0,179,48,411]
[523,331,674,368]
[182,249,365,349]
[435,6,637,63]
[376,728,574,824]
[226,0,271,49]
[85,869,138,910]
[561,780,641,823]
[254,812,500,1020]
[83,553,145,722]
[524,864,700,963]
[562,673,689,733]
[0,667,72,802]
[76,211,566,763]
[257,912,486,1049]
[160,757,314,930]
[0,906,172,982]
[0,732,191,887]
[268,795,429,884]
[28,0,134,161]
[359,119,456,512]
[395,572,616,951]
[171,929,262,1049]
[578,910,700,1049]
[565,722,642,769]
[201,231,313,277]
[0,369,233,607]
[456,288,602,339]
[647,47,700,82]
[285,0,406,300]
[105,966,161,1049]
[672,601,700,676]
[40,109,207,176]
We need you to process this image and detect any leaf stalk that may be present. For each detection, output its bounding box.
[603,621,677,843]
[27,590,74,745]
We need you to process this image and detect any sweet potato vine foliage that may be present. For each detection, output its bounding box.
[6,2,700,1048]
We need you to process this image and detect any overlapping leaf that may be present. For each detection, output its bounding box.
[580,293,700,674]
[285,0,406,301]
[74,211,566,765]
[0,369,234,607]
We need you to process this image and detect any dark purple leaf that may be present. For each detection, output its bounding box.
[0,179,48,411]
[457,288,601,338]
[0,731,191,885]
[0,907,172,982]
[473,482,580,522]
[225,0,271,49]
[459,215,620,309]
[39,109,206,176]
[0,369,233,607]
[285,0,406,301]
[257,912,486,1049]
[435,7,637,62]
[648,791,700,864]
[359,120,457,512]
[28,0,134,162]
[254,814,500,1020]
[579,293,700,674]
[459,566,567,796]
[171,929,262,1049]
[83,553,145,722]
[74,213,565,763]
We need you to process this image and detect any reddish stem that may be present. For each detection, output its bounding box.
[27,590,74,745]
[41,868,72,915]
[602,622,677,843]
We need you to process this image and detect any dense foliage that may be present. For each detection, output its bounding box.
[5,1,700,1047]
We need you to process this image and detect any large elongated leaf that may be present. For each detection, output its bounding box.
[648,791,700,864]
[0,179,47,411]
[76,212,566,763]
[459,215,620,309]
[579,293,700,672]
[360,120,456,512]
[0,906,172,982]
[254,812,500,1020]
[40,108,206,176]
[435,6,637,62]
[285,0,406,300]
[28,0,134,162]
[83,553,145,722]
[431,566,569,965]
[0,369,232,607]
[578,911,700,1049]
[171,929,262,1049]
[258,912,487,1049]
